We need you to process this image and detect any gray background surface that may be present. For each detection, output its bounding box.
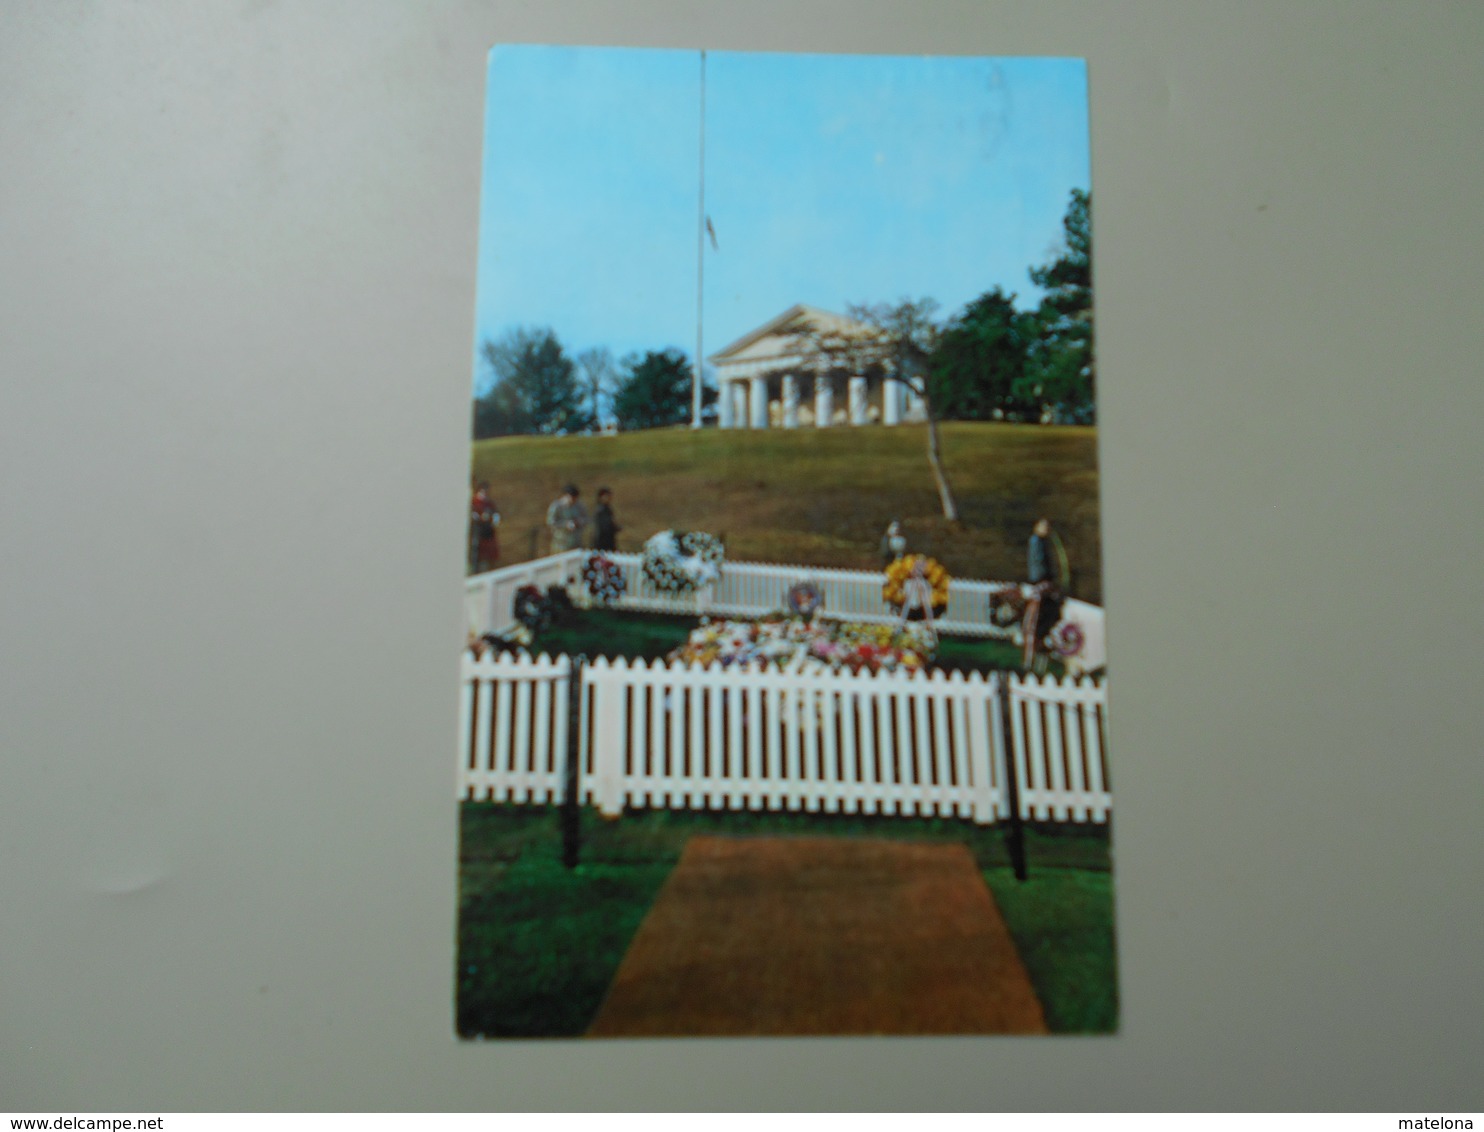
[3,0,1481,1111]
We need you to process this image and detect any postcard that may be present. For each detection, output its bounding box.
[457,46,1112,1037]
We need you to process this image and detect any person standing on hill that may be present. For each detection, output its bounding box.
[1028,517,1061,588]
[593,487,621,552]
[546,484,588,553]
[469,480,500,574]
[879,519,908,567]
[1023,517,1067,667]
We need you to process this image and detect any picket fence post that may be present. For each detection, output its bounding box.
[996,671,1029,881]
[561,654,583,867]
[968,673,997,824]
[587,657,627,817]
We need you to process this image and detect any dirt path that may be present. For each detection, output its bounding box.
[586,835,1047,1037]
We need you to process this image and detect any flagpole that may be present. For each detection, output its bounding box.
[692,48,705,429]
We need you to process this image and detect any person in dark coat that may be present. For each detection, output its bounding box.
[593,487,621,552]
[1028,517,1058,587]
[1023,517,1066,667]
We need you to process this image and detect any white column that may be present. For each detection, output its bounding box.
[749,375,768,429]
[732,382,748,430]
[781,375,799,429]
[718,377,734,428]
[814,376,832,428]
[883,377,902,425]
[848,376,868,426]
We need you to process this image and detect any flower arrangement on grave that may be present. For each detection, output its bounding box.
[512,585,551,632]
[882,555,951,615]
[512,584,573,633]
[1048,619,1085,659]
[466,622,533,658]
[667,614,935,674]
[641,529,724,595]
[785,580,824,617]
[582,552,627,604]
[988,584,1029,628]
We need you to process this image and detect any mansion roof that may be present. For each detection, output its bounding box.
[707,304,875,368]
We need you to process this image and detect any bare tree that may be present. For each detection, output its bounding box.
[576,346,617,429]
[781,299,959,521]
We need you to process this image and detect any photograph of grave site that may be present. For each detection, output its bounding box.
[457,46,1113,1037]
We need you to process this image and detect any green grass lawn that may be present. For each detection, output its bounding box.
[531,606,1058,675]
[472,421,1102,605]
[456,803,1116,1037]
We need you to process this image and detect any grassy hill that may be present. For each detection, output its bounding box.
[471,421,1102,604]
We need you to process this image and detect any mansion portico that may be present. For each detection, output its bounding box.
[709,304,927,430]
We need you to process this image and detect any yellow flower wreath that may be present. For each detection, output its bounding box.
[882,554,952,609]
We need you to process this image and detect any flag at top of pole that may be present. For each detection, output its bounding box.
[692,48,706,429]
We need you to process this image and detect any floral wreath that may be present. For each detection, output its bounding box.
[988,585,1028,628]
[883,555,951,613]
[512,585,552,633]
[785,580,824,617]
[582,552,627,604]
[641,529,725,595]
[1049,620,1085,658]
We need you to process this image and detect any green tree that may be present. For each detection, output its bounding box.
[612,348,705,431]
[929,287,1038,421]
[1020,188,1094,421]
[474,327,591,438]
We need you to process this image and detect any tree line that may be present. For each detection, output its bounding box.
[472,337,715,439]
[472,188,1092,440]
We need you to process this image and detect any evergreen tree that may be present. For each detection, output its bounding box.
[929,287,1038,421]
[1019,189,1094,421]
[611,348,698,431]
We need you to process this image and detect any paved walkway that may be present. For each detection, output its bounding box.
[587,835,1047,1036]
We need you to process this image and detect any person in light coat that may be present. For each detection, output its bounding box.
[546,484,588,553]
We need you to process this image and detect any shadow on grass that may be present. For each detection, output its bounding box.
[456,802,1115,1037]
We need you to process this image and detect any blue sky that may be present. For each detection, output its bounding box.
[473,47,1089,394]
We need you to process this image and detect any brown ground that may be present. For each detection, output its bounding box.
[586,835,1047,1037]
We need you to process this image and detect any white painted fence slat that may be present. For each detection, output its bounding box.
[913,678,934,809]
[931,680,953,811]
[593,658,626,816]
[1085,699,1107,806]
[666,668,685,806]
[969,675,998,823]
[819,682,840,812]
[1063,696,1088,822]
[459,661,477,797]
[746,675,765,810]
[771,682,789,809]
[804,684,825,811]
[891,681,911,814]
[491,678,514,803]
[1043,690,1067,821]
[725,680,744,805]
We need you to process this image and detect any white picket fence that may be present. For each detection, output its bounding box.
[1006,673,1112,823]
[466,551,1025,643]
[458,651,1111,825]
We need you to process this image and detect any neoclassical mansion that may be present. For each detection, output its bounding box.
[709,304,928,430]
